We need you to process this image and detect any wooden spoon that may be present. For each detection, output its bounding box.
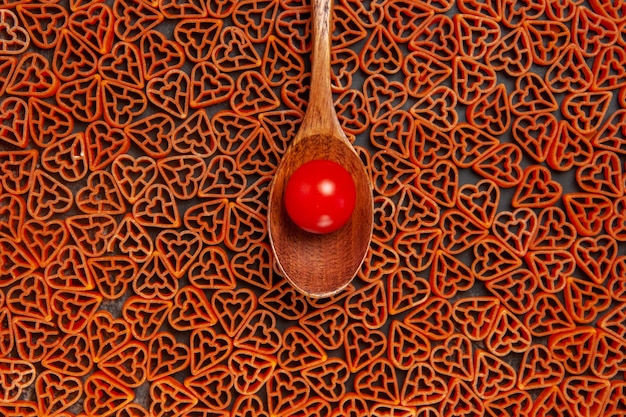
[267,0,373,298]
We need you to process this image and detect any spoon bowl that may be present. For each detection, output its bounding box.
[269,134,373,297]
[267,0,373,298]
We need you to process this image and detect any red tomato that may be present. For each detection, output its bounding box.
[284,159,356,234]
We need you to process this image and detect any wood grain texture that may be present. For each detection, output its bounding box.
[267,0,374,298]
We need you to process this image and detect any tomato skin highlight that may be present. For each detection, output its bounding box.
[284,159,357,234]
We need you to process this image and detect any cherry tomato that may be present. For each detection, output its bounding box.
[284,159,356,234]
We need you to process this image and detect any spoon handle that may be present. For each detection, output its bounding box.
[299,0,345,140]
